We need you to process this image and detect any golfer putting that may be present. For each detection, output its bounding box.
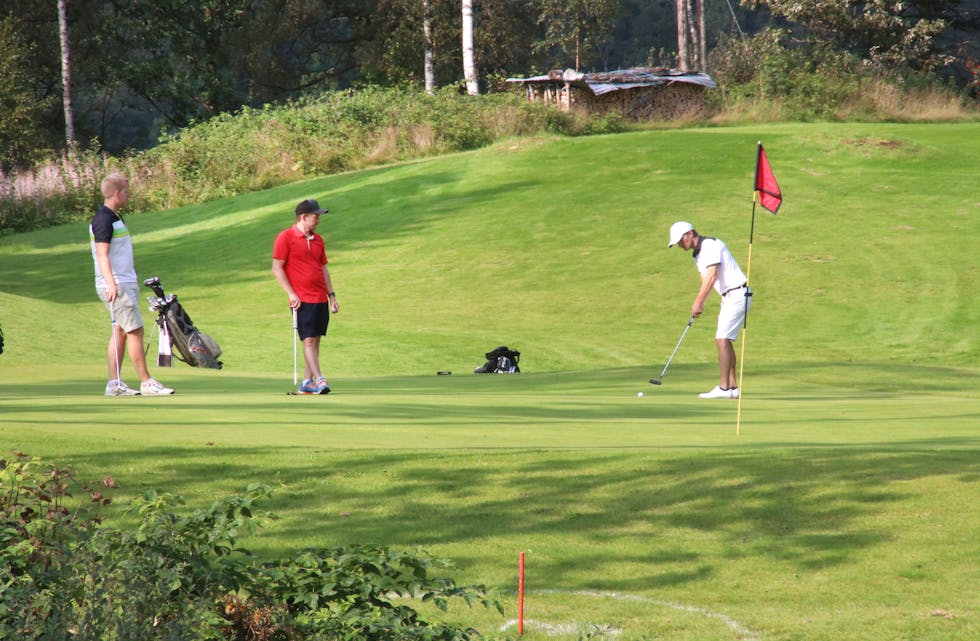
[667,221,751,399]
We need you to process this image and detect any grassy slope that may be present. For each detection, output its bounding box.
[1,122,979,641]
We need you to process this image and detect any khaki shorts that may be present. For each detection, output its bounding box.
[98,283,144,333]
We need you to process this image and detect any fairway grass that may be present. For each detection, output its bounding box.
[1,365,977,640]
[2,122,979,640]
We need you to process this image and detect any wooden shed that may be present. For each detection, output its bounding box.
[506,67,716,121]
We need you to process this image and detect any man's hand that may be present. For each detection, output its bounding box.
[691,299,704,318]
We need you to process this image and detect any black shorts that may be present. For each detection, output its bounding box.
[296,302,330,339]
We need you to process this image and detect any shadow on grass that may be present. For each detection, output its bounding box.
[50,440,980,592]
[5,364,977,592]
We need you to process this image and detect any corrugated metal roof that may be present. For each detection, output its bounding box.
[506,67,716,95]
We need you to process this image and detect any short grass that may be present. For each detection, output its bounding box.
[1,122,978,641]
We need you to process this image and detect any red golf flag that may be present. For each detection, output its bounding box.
[755,144,782,214]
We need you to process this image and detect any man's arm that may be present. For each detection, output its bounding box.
[95,242,117,301]
[323,266,339,314]
[272,258,301,309]
[692,264,718,318]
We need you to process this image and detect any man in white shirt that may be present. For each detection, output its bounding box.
[90,173,174,396]
[668,221,751,399]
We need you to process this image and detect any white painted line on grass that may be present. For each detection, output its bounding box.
[499,589,760,641]
[500,619,622,636]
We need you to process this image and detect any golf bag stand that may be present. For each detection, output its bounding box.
[144,276,223,369]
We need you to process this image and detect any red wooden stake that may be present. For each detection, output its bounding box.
[518,551,525,635]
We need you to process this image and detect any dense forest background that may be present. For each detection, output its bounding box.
[2,0,977,171]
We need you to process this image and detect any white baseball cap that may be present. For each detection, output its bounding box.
[667,221,693,247]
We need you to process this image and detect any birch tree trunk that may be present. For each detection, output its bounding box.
[57,0,76,148]
[423,0,435,94]
[461,0,478,95]
[676,0,705,71]
[675,0,688,71]
[687,0,698,69]
[697,0,706,70]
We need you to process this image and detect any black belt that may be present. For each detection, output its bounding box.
[723,284,747,297]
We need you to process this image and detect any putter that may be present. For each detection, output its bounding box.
[287,308,299,395]
[650,316,695,385]
[111,312,122,383]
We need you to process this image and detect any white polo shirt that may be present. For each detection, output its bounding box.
[693,237,746,295]
[90,205,138,288]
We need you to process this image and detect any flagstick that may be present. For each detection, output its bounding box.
[735,196,756,436]
[737,141,780,434]
[737,142,764,436]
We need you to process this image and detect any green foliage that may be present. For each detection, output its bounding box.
[0,16,57,171]
[123,86,602,212]
[254,545,501,640]
[531,0,622,70]
[1,86,577,230]
[747,0,953,72]
[708,28,975,121]
[0,146,108,234]
[0,453,499,640]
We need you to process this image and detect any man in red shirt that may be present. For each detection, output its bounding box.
[272,199,340,394]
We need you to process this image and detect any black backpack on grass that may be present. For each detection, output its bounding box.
[474,346,520,374]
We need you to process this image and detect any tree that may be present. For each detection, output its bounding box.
[57,0,76,149]
[0,16,58,170]
[676,0,707,71]
[361,0,539,90]
[423,0,436,93]
[531,0,622,71]
[462,0,478,93]
[746,0,956,72]
[361,0,459,86]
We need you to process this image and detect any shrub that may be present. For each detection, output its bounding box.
[0,148,109,234]
[0,453,500,640]
[707,28,977,123]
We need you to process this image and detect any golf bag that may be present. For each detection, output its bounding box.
[474,346,520,374]
[144,276,223,369]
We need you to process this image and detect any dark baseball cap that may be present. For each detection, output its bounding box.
[295,199,328,215]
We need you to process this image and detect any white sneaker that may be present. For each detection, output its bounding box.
[105,379,140,396]
[141,378,175,396]
[730,387,740,399]
[698,386,734,399]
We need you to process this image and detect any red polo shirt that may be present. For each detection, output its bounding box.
[272,226,329,303]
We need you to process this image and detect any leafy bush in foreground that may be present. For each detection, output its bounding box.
[0,452,500,640]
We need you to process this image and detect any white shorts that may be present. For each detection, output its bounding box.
[716,287,751,341]
[98,283,144,333]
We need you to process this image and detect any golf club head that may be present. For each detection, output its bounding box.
[649,378,662,385]
[143,276,165,298]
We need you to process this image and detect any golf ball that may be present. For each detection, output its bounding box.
[637,391,644,397]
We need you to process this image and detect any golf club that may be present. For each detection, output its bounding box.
[650,315,695,385]
[111,311,122,383]
[290,308,298,391]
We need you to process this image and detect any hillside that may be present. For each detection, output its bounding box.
[1,123,976,383]
[1,123,979,641]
